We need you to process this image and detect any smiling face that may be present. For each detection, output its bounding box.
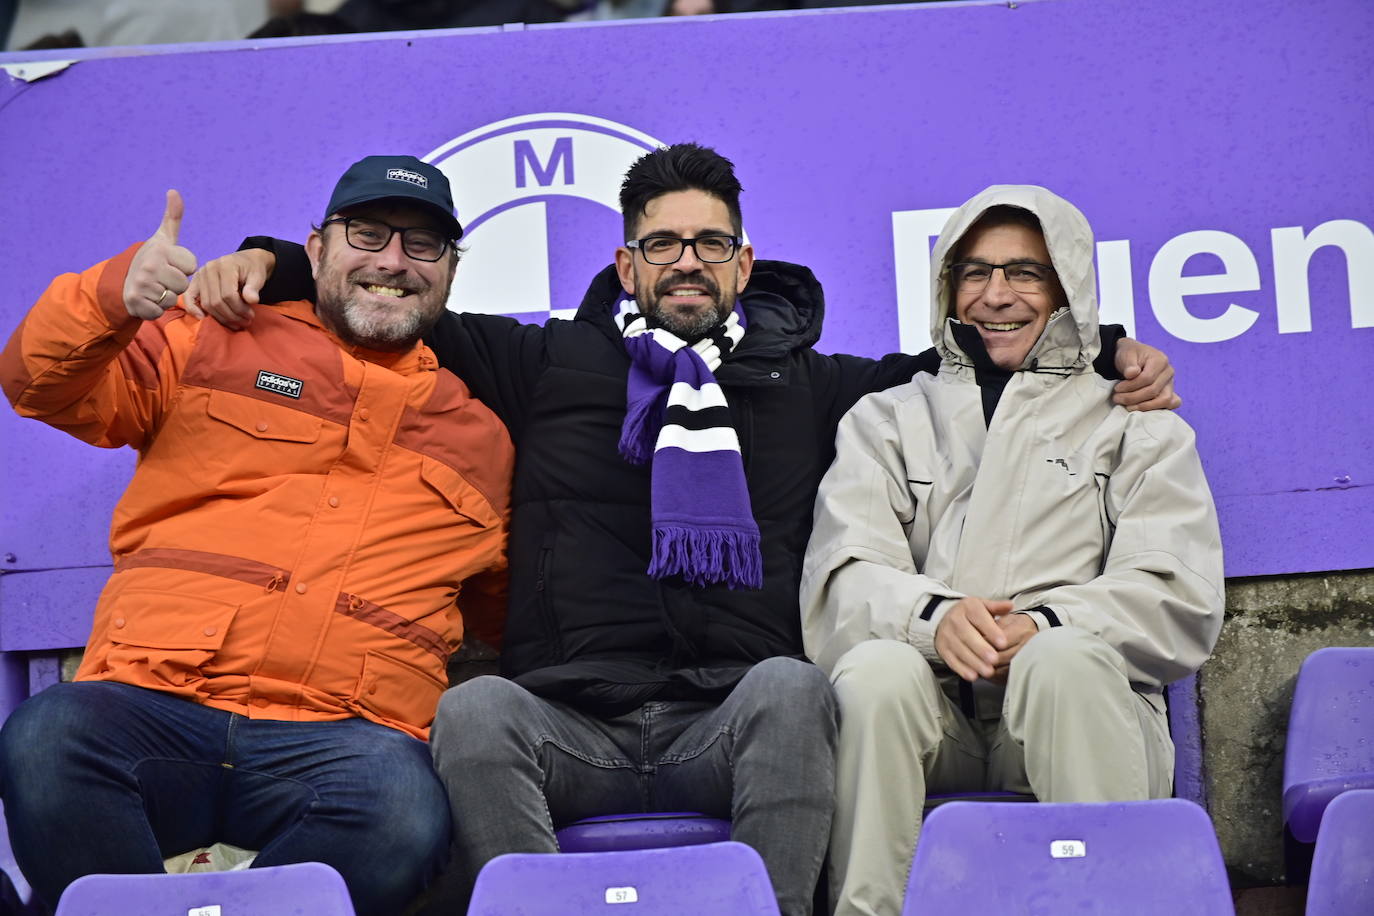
[952,220,1066,370]
[306,201,457,352]
[614,188,754,340]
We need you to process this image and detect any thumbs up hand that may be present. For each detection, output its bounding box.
[123,190,200,320]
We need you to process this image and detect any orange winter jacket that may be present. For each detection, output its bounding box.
[0,243,514,739]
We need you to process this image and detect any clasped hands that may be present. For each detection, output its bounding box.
[933,596,1039,685]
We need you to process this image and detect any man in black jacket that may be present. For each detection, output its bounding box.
[189,144,1176,914]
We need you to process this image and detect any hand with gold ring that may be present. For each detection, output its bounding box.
[123,190,200,320]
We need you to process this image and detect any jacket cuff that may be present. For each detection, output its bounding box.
[909,595,960,663]
[238,236,313,306]
[1017,606,1063,631]
[95,243,147,331]
[1093,324,1128,380]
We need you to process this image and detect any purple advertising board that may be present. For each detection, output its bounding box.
[0,0,1370,601]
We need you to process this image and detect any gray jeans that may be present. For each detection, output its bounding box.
[429,656,838,916]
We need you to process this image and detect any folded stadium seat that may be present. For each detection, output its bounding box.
[54,862,354,916]
[1283,647,1374,850]
[468,842,779,915]
[1304,788,1374,916]
[556,812,731,853]
[924,790,1034,809]
[902,799,1233,915]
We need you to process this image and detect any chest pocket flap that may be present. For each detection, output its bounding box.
[420,456,499,528]
[206,389,322,443]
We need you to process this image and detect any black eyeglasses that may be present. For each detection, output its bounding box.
[950,260,1057,294]
[323,217,452,262]
[627,235,743,266]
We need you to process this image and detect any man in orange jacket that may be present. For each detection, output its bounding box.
[0,156,513,915]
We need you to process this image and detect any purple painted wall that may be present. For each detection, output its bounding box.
[0,0,1370,630]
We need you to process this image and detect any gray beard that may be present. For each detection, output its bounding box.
[313,289,440,352]
[333,300,428,350]
[649,302,728,341]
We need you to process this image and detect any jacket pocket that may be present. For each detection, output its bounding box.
[1093,472,1115,574]
[532,536,565,665]
[205,388,322,443]
[420,456,499,528]
[905,478,934,562]
[351,650,447,729]
[102,590,239,692]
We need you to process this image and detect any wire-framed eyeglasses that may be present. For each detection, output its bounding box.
[950,260,1057,293]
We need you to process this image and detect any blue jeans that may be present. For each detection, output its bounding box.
[0,681,450,915]
[430,657,838,916]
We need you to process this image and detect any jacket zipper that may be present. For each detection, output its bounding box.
[534,544,564,662]
[736,397,754,472]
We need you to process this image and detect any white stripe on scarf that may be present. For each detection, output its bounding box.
[669,381,728,411]
[657,425,743,453]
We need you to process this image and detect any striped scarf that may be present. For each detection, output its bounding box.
[616,294,763,590]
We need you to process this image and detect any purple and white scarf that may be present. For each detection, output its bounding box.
[616,294,762,590]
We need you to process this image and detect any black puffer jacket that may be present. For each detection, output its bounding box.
[252,243,1124,715]
[427,261,931,713]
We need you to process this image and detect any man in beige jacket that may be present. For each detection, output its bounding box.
[800,185,1225,916]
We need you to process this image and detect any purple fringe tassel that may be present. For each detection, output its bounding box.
[648,526,764,590]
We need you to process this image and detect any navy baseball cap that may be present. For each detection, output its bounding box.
[325,155,463,240]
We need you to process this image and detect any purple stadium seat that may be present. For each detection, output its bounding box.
[903,799,1233,915]
[0,653,26,725]
[556,812,731,853]
[54,862,354,915]
[468,841,779,915]
[1282,647,1374,844]
[1304,788,1374,916]
[0,800,40,915]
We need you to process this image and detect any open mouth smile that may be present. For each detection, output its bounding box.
[361,283,413,299]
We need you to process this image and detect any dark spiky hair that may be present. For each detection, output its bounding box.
[619,143,744,240]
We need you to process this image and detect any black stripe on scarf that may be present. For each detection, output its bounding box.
[664,404,735,432]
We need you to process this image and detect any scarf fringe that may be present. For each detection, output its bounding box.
[649,526,764,590]
[618,392,659,466]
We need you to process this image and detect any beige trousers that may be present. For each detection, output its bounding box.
[828,629,1174,916]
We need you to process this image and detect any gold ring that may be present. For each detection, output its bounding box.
[156,289,170,306]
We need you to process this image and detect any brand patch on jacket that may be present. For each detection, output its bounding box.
[387,168,428,188]
[1047,457,1077,476]
[255,370,304,399]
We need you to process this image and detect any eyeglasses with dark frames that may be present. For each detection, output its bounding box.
[627,235,743,266]
[950,260,1057,294]
[322,217,453,262]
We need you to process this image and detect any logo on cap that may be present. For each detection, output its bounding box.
[386,168,429,189]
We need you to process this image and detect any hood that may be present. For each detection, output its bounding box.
[573,260,826,357]
[929,185,1099,372]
